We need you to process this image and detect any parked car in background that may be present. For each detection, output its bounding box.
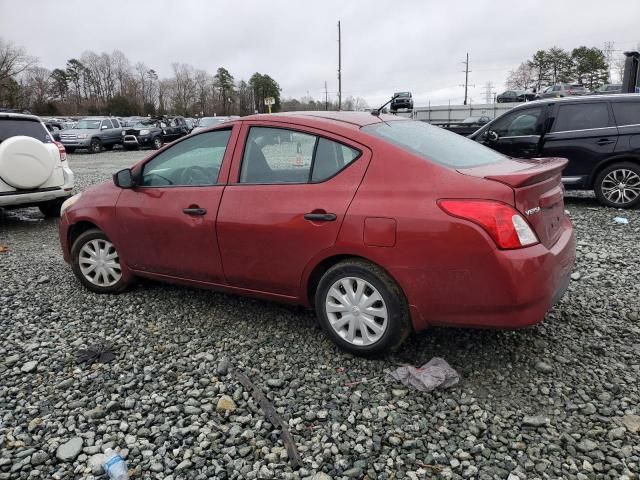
[59,117,123,153]
[0,113,74,217]
[537,83,590,99]
[59,111,575,356]
[594,84,622,95]
[185,118,195,132]
[470,94,640,208]
[438,116,491,136]
[190,116,235,134]
[122,119,165,150]
[496,90,536,103]
[390,92,413,112]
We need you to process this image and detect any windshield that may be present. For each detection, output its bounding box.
[199,118,223,127]
[362,120,505,168]
[462,117,480,124]
[133,122,154,128]
[394,92,410,98]
[74,119,101,129]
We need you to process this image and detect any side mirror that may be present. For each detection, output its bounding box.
[113,168,135,189]
[486,130,499,142]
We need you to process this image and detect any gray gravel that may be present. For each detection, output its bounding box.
[1,149,639,479]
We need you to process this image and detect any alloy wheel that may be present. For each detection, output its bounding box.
[601,168,640,205]
[78,239,122,287]
[324,276,388,346]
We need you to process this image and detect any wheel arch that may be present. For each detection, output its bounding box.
[304,253,405,308]
[588,154,640,188]
[68,220,101,251]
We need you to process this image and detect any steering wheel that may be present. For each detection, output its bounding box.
[180,165,211,185]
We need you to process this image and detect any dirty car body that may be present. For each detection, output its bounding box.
[59,112,575,355]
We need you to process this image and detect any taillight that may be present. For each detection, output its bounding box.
[438,199,538,249]
[54,141,67,162]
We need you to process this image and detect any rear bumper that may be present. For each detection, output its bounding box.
[0,165,74,207]
[398,219,576,330]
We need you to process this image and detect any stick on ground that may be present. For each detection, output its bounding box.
[233,371,303,469]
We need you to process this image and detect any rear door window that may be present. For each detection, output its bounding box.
[612,102,640,126]
[0,118,51,144]
[552,103,610,132]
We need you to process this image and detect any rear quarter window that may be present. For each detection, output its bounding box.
[362,120,506,168]
[612,102,640,126]
[0,118,51,144]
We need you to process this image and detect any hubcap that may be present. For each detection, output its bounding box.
[325,277,388,346]
[602,169,640,205]
[78,239,121,287]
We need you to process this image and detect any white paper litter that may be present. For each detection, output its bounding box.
[386,357,459,392]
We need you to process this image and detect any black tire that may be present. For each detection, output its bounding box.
[70,229,131,294]
[104,144,114,151]
[152,136,163,150]
[65,147,76,154]
[38,198,65,218]
[89,138,102,154]
[315,259,411,357]
[594,161,640,209]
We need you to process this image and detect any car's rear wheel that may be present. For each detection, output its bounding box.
[595,162,640,208]
[38,198,65,218]
[315,259,411,356]
[152,136,163,150]
[89,138,101,154]
[71,229,130,293]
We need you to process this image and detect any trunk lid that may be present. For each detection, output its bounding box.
[458,157,569,248]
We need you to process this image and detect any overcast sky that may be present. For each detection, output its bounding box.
[1,0,639,108]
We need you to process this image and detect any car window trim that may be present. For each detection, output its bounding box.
[137,128,233,189]
[235,124,363,186]
[498,134,541,140]
[545,126,617,135]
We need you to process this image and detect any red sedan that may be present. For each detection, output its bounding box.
[59,112,576,356]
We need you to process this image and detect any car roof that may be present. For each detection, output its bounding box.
[237,111,408,130]
[511,93,640,109]
[0,112,42,122]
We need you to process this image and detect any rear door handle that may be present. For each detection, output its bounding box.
[183,207,207,216]
[304,212,337,222]
[596,138,615,145]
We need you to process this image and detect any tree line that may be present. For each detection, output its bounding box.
[505,45,618,92]
[0,37,284,117]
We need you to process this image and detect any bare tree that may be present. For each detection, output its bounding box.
[23,66,51,109]
[506,62,534,90]
[0,37,35,85]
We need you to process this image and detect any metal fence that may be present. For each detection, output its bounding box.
[410,103,516,123]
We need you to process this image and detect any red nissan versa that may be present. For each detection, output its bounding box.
[58,112,576,356]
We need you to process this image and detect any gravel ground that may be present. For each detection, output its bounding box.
[1,149,639,480]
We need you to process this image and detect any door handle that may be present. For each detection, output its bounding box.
[304,212,337,222]
[183,207,207,216]
[596,138,614,146]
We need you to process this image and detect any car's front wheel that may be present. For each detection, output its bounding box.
[89,138,102,154]
[152,136,163,150]
[71,229,131,293]
[315,259,411,356]
[594,162,640,208]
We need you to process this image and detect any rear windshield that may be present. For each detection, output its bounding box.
[362,120,506,168]
[0,118,51,144]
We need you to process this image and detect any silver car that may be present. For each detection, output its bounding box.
[537,83,590,99]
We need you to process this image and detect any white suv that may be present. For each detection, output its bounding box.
[0,113,74,217]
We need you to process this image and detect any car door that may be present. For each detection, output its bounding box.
[216,123,370,297]
[115,127,238,283]
[101,119,114,143]
[475,106,546,158]
[540,101,617,185]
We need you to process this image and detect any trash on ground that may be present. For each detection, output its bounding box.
[0,245,8,253]
[103,448,128,480]
[613,217,629,224]
[386,357,460,391]
[77,341,116,365]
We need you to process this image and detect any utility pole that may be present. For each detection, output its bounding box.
[462,52,470,105]
[337,21,342,111]
[324,81,328,111]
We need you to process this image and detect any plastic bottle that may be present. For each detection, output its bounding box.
[103,448,129,480]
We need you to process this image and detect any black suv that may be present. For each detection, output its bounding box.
[390,92,413,112]
[122,116,190,150]
[470,94,640,208]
